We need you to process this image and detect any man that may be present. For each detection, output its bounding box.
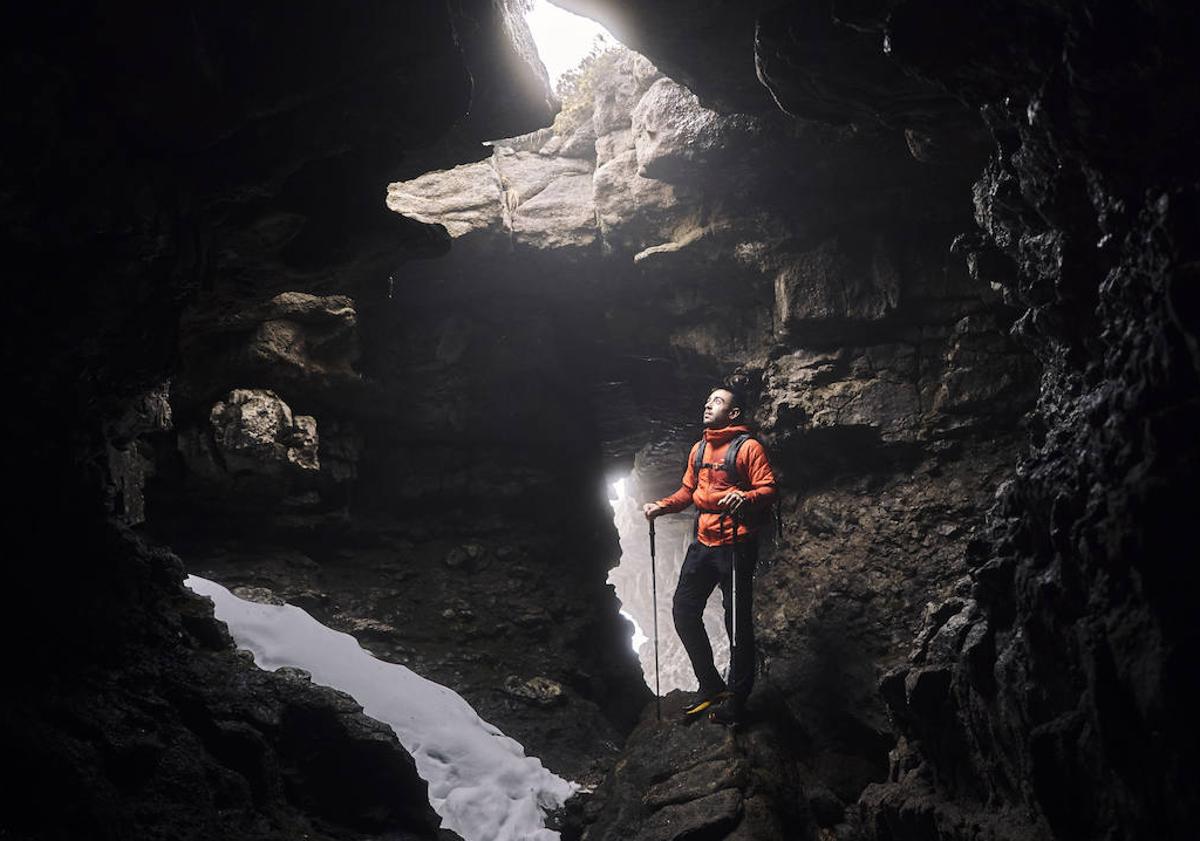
[643,385,777,725]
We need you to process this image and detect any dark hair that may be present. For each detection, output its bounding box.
[714,383,749,415]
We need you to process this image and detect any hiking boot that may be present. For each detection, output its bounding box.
[708,696,745,727]
[681,686,731,718]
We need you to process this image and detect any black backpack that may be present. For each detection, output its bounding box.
[691,434,782,540]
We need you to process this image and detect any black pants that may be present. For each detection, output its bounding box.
[672,538,757,700]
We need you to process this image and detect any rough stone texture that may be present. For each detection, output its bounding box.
[509,5,1195,838]
[562,2,1199,840]
[105,383,175,526]
[3,526,449,841]
[631,78,765,183]
[580,694,800,841]
[774,234,902,326]
[178,389,320,506]
[1,1,552,837]
[211,389,318,475]
[387,159,507,239]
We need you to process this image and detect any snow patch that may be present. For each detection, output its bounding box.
[185,575,575,841]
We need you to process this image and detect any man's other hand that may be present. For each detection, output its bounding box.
[718,491,746,514]
[642,502,664,520]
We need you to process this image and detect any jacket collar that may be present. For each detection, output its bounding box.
[703,424,751,445]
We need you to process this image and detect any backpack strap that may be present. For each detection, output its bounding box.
[693,434,756,539]
[722,433,753,488]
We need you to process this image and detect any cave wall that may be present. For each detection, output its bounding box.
[6,0,1196,839]
[1,1,559,837]
[546,1,1200,839]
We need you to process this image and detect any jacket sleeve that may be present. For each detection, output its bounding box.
[654,443,699,513]
[738,440,777,508]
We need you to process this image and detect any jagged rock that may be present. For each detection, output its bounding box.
[104,382,175,524]
[250,316,356,381]
[387,158,505,239]
[583,693,803,841]
[212,389,318,475]
[592,148,691,254]
[557,119,599,158]
[932,314,1039,423]
[177,292,363,409]
[642,788,743,841]
[496,147,594,203]
[3,0,554,837]
[503,675,567,706]
[593,49,661,134]
[642,759,749,808]
[762,345,922,443]
[631,78,763,182]
[19,0,1195,838]
[181,389,318,487]
[595,127,634,166]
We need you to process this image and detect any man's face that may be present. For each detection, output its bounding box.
[703,389,740,428]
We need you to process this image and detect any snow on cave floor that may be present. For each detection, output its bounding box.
[186,575,575,841]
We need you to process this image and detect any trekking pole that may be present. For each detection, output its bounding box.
[730,512,739,682]
[649,518,661,721]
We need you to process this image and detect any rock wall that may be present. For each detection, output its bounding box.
[1,1,556,837]
[855,3,1200,839]
[548,1,1200,839]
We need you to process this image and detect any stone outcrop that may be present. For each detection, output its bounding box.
[579,694,803,841]
[180,388,320,490]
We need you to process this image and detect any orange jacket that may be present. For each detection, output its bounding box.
[655,424,777,546]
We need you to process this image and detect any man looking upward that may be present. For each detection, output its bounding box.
[643,385,777,725]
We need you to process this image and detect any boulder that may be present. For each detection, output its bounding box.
[183,389,319,483]
[248,302,360,387]
[631,78,756,182]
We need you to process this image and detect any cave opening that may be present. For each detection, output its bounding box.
[607,466,730,695]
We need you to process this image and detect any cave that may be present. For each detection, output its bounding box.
[4,1,1197,840]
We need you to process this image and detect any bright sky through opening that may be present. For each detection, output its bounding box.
[524,0,619,88]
